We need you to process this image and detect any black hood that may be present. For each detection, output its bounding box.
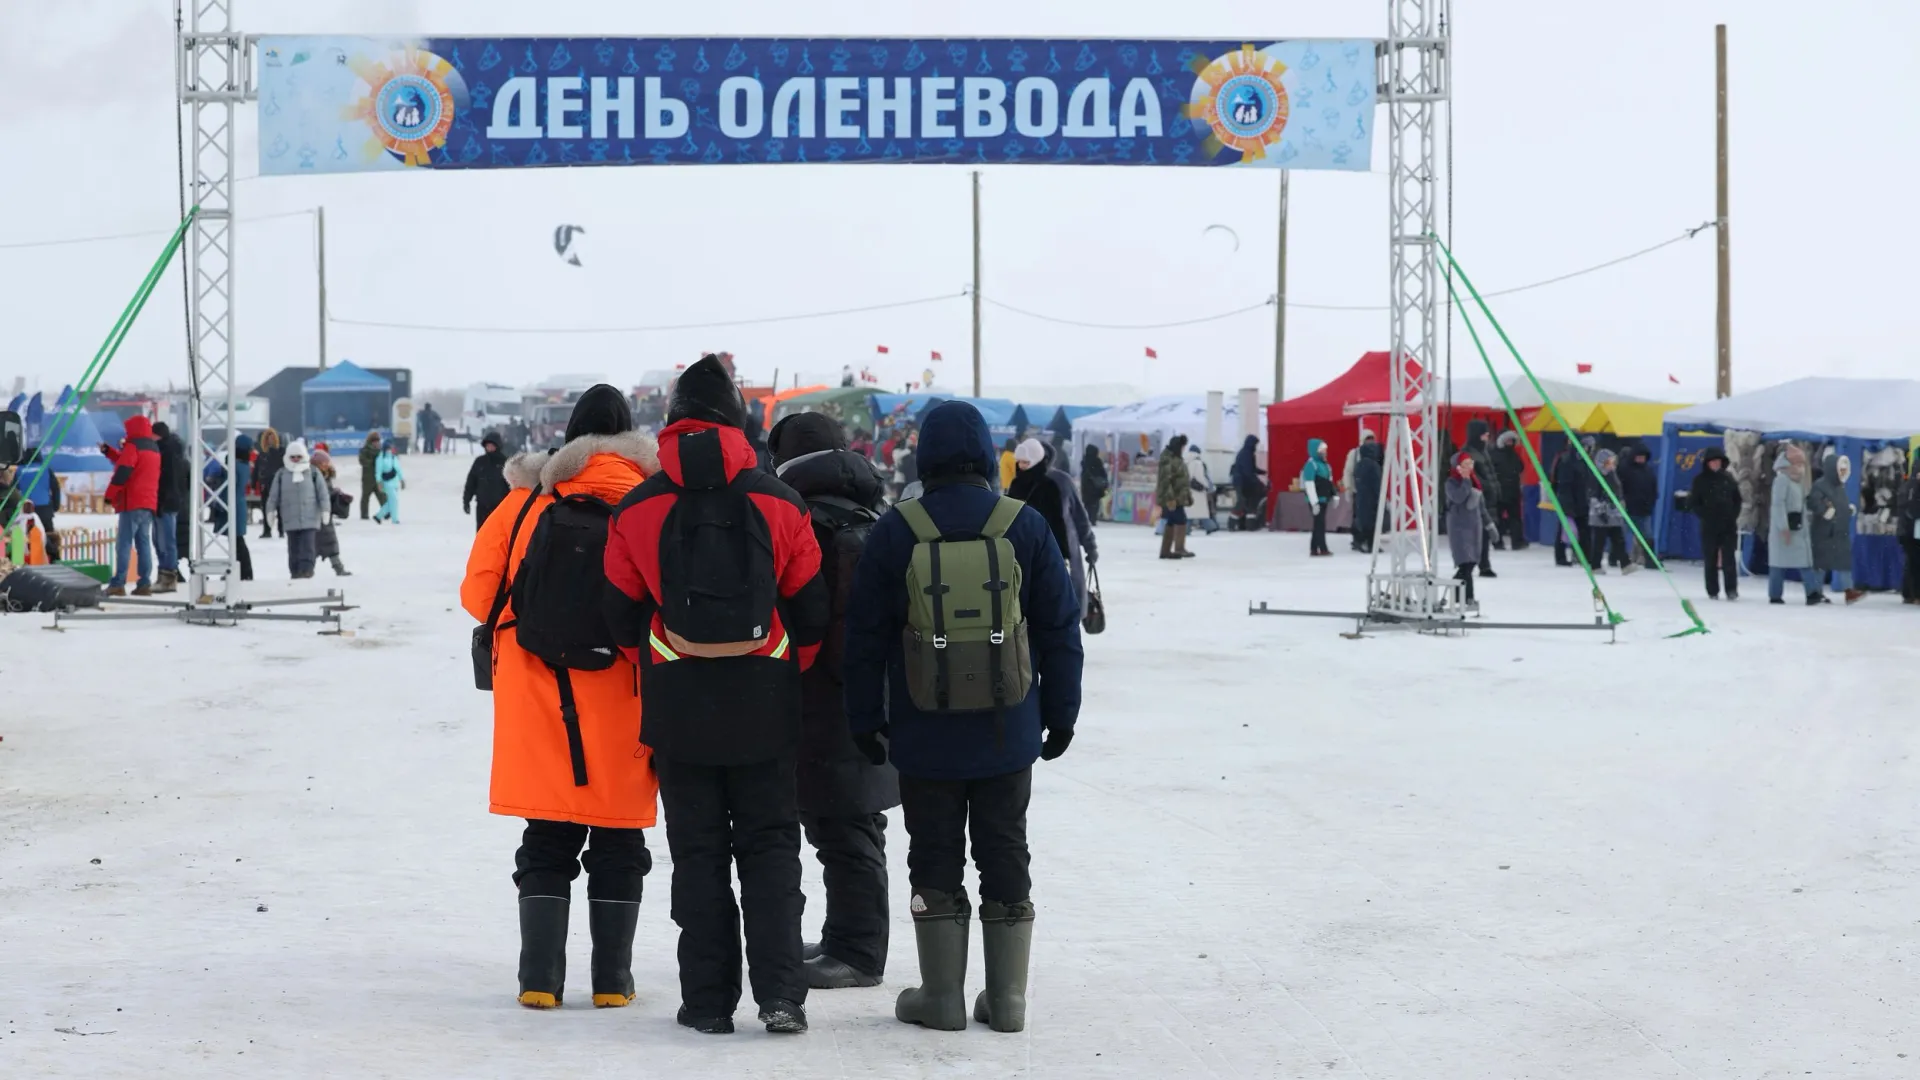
[1359,440,1384,464]
[564,384,633,442]
[776,446,888,510]
[668,354,748,429]
[1702,447,1729,467]
[767,411,846,466]
[916,401,996,480]
[1467,418,1491,449]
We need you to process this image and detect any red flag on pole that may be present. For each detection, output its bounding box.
[930,350,942,361]
[1144,346,1158,359]
[1575,363,1593,374]
[876,345,890,354]
[1667,374,1681,384]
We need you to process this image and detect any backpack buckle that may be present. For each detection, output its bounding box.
[989,630,1005,645]
[932,635,947,649]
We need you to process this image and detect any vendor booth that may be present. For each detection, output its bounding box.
[1074,393,1259,525]
[301,360,394,446]
[768,385,876,428]
[1657,377,1920,590]
[1519,400,1690,546]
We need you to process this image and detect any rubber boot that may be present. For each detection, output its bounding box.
[1159,525,1177,560]
[517,895,569,1008]
[588,899,638,1007]
[895,888,970,1030]
[971,900,1035,1033]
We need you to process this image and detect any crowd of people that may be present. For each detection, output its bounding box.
[461,357,1085,1035]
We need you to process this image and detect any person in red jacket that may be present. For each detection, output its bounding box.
[602,353,829,1036]
[101,415,162,596]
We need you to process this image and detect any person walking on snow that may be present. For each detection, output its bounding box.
[1768,445,1821,604]
[310,448,352,577]
[1618,443,1659,567]
[255,429,285,539]
[372,441,404,523]
[1155,434,1195,559]
[1340,429,1376,502]
[265,439,329,579]
[1549,440,1590,566]
[462,386,660,1011]
[1301,438,1335,557]
[101,414,161,597]
[600,355,829,1036]
[1078,444,1110,522]
[1587,449,1631,573]
[1445,453,1485,604]
[150,421,189,592]
[1808,447,1860,604]
[1351,439,1383,553]
[464,431,511,530]
[766,412,900,992]
[842,399,1084,1036]
[1229,434,1267,532]
[1491,431,1527,551]
[357,431,386,519]
[1008,439,1097,618]
[1685,447,1742,600]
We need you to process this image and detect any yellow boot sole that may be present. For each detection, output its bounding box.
[593,993,635,1008]
[518,991,560,1009]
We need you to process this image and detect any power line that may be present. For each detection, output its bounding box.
[327,291,967,334]
[0,207,315,251]
[982,295,1275,329]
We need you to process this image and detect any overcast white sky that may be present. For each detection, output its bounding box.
[0,0,1911,403]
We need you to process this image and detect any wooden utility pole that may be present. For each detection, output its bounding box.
[1274,172,1290,401]
[316,205,329,371]
[971,171,982,396]
[1715,25,1731,398]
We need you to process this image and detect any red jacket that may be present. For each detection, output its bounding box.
[103,415,162,513]
[603,419,828,765]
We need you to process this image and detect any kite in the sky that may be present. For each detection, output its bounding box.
[554,224,586,266]
[1203,224,1240,252]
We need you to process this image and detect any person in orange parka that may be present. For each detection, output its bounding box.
[460,385,660,1011]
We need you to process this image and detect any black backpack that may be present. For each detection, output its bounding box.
[510,492,620,671]
[657,428,779,646]
[806,494,879,674]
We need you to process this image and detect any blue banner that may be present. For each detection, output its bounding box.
[257,37,1377,175]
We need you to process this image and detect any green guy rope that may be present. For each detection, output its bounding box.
[1432,234,1709,638]
[1439,271,1623,625]
[6,207,199,531]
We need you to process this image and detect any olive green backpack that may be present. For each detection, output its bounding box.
[895,497,1034,713]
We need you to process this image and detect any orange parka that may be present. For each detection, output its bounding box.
[460,431,660,829]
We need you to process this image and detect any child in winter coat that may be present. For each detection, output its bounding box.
[311,448,352,577]
[372,441,404,523]
[1587,449,1630,573]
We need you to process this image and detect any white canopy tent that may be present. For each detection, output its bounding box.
[1663,377,1920,440]
[1071,394,1258,456]
[1442,374,1654,410]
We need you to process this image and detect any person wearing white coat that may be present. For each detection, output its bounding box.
[265,438,330,578]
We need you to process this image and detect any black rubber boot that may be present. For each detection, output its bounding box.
[971,900,1035,1033]
[588,900,639,1007]
[676,1007,734,1035]
[759,998,809,1034]
[805,952,882,989]
[517,896,569,1008]
[895,888,971,1030]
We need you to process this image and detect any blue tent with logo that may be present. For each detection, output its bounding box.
[302,360,394,445]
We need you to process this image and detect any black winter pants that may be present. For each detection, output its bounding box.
[1498,496,1527,549]
[1702,523,1740,597]
[1309,503,1330,555]
[898,767,1033,904]
[1902,537,1920,602]
[1592,525,1627,568]
[655,756,805,1014]
[286,528,317,577]
[1453,561,1477,603]
[800,811,889,977]
[513,819,651,902]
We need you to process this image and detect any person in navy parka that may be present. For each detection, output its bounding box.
[842,400,1084,1035]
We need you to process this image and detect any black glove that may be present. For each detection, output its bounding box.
[1040,728,1073,761]
[1085,549,1098,566]
[852,728,888,767]
[463,501,472,515]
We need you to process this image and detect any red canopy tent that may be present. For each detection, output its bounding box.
[1265,352,1505,512]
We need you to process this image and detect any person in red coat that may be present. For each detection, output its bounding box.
[101,415,162,596]
[601,353,829,1035]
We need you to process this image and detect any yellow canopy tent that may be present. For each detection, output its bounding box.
[1524,401,1689,437]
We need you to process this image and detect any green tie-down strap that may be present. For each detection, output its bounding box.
[1432,233,1708,638]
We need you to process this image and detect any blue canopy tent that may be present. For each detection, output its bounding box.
[871,394,1019,441]
[301,360,394,446]
[1658,377,1920,590]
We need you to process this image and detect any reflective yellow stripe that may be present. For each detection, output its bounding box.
[771,633,790,660]
[649,632,681,662]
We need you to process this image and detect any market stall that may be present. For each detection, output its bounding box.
[1658,377,1920,589]
[300,361,394,446]
[1518,400,1690,546]
[1073,394,1259,525]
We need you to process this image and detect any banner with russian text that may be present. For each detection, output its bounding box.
[257,36,1377,175]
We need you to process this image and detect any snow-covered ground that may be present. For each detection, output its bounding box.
[2,452,1915,1079]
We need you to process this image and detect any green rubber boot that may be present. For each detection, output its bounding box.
[971,900,1035,1032]
[894,888,971,1030]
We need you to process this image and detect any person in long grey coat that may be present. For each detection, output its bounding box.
[1445,453,1485,604]
[1768,445,1821,604]
[1807,447,1859,603]
[265,438,330,579]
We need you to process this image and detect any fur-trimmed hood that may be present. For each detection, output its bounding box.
[505,430,659,491]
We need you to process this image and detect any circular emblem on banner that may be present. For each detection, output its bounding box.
[347,48,465,167]
[1185,46,1291,162]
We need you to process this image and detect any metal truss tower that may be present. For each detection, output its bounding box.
[1365,0,1453,622]
[178,0,253,606]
